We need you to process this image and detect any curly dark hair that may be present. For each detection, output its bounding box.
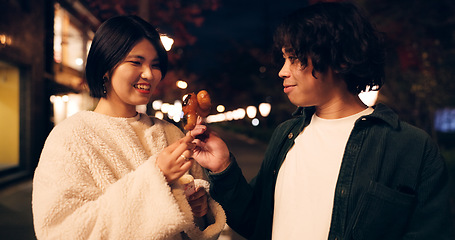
[273,2,385,94]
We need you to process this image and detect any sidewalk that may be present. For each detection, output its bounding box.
[0,179,35,240]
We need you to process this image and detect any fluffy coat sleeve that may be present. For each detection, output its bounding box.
[32,112,225,240]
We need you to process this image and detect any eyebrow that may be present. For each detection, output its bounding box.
[126,55,145,60]
[125,55,160,62]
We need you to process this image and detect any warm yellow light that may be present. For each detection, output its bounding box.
[216,105,225,112]
[75,58,84,66]
[259,103,271,117]
[152,100,163,110]
[207,113,226,123]
[233,108,246,120]
[246,106,257,119]
[176,80,188,89]
[0,34,6,45]
[0,34,12,46]
[161,103,171,113]
[160,35,174,51]
[155,111,164,119]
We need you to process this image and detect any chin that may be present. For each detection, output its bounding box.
[292,102,315,109]
[131,99,151,106]
[288,98,308,108]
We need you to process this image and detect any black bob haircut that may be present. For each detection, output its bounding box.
[273,2,385,94]
[86,15,168,98]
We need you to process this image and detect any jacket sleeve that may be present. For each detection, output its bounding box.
[403,138,454,239]
[208,156,261,238]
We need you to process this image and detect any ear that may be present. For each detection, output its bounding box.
[103,73,110,82]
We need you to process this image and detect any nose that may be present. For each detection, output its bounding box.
[141,66,153,80]
[278,61,290,79]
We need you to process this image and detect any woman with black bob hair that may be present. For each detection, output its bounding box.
[86,15,168,98]
[32,15,225,240]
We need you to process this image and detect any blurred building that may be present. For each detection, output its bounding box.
[0,0,99,186]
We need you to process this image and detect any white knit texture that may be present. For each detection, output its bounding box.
[32,111,225,240]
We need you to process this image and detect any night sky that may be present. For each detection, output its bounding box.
[186,0,309,73]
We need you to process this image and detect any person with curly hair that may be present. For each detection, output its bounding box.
[191,2,454,239]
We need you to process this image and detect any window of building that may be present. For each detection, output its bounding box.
[51,4,97,125]
[0,61,20,170]
[54,3,86,72]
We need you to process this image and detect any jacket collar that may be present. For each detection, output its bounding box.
[367,103,400,129]
[292,106,314,117]
[292,103,400,130]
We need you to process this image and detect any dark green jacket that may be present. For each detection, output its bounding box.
[209,104,453,240]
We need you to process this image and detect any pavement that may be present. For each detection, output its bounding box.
[0,126,267,240]
[0,179,35,240]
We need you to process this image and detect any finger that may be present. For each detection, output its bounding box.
[192,138,205,145]
[180,158,194,172]
[188,188,205,200]
[186,125,204,138]
[191,201,208,217]
[187,130,194,138]
[193,209,207,218]
[169,159,193,182]
[171,140,195,160]
[188,125,207,139]
[198,204,208,217]
[179,134,195,145]
[178,154,191,163]
[192,136,209,150]
[178,150,193,164]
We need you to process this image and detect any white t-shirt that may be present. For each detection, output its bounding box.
[272,108,373,240]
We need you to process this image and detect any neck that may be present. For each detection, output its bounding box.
[315,93,367,119]
[94,98,138,118]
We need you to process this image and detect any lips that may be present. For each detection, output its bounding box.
[283,83,296,94]
[134,83,151,93]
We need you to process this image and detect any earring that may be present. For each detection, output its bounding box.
[102,76,108,95]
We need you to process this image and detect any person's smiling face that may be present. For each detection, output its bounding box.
[279,48,334,108]
[106,38,162,111]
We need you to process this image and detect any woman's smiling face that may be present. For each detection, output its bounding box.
[106,38,162,111]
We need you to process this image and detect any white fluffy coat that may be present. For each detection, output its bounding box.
[32,111,226,240]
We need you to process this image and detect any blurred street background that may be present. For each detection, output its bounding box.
[1,0,455,239]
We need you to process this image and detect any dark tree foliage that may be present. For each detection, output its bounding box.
[357,0,455,139]
[81,0,220,48]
